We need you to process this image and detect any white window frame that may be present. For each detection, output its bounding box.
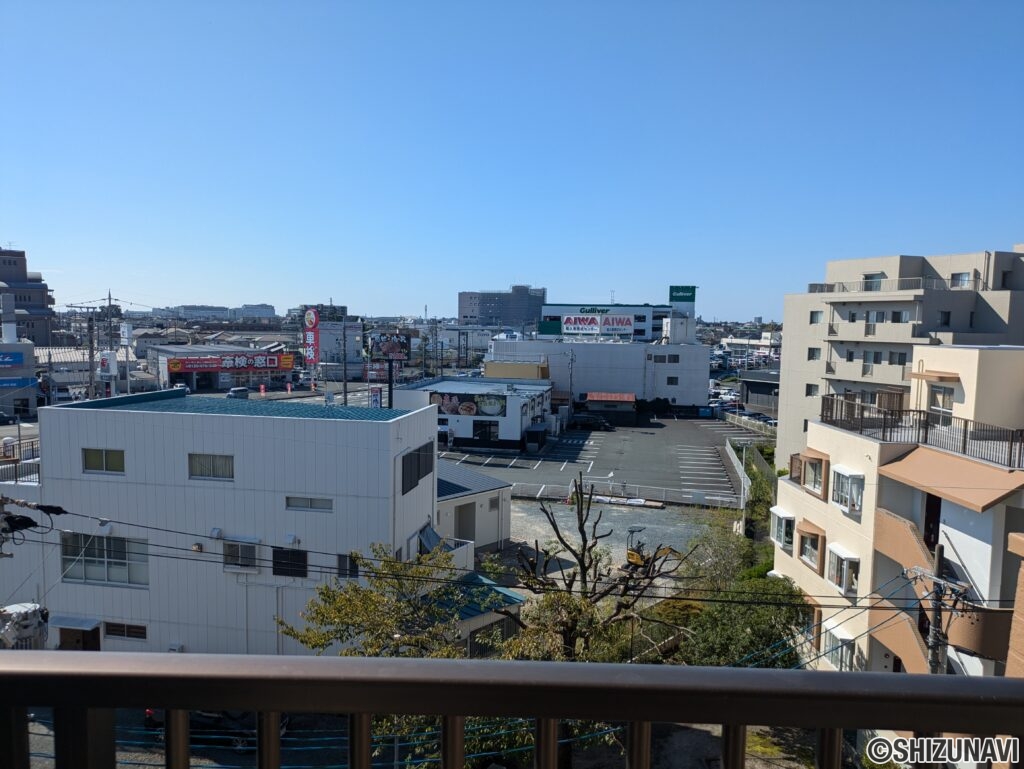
[82,448,125,474]
[809,310,823,324]
[223,537,260,571]
[188,453,234,480]
[285,496,333,512]
[769,506,795,551]
[60,533,149,586]
[803,459,823,493]
[822,624,856,671]
[830,465,864,516]
[826,544,860,595]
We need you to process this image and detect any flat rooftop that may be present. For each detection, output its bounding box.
[399,377,551,394]
[53,390,409,421]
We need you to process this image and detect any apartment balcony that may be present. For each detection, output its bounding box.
[808,276,983,295]
[820,395,1024,468]
[824,320,923,344]
[4,652,1024,769]
[821,359,910,386]
[874,507,933,579]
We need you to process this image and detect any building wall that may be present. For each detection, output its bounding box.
[539,303,672,341]
[436,486,511,551]
[776,294,825,465]
[458,286,546,328]
[3,398,439,655]
[0,249,55,346]
[488,339,708,406]
[393,385,550,445]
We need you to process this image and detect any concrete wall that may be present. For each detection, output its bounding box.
[436,486,511,551]
[776,294,825,467]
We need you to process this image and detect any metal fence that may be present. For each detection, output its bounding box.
[511,482,741,509]
[820,395,1024,468]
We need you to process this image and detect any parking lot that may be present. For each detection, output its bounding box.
[441,416,766,508]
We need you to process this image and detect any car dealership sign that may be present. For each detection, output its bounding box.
[561,314,634,335]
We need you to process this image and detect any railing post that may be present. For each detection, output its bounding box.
[257,711,281,769]
[960,417,969,456]
[815,727,842,769]
[441,715,465,769]
[164,709,190,769]
[348,713,372,769]
[535,718,559,769]
[628,721,652,769]
[721,723,746,769]
[54,707,115,769]
[0,706,30,769]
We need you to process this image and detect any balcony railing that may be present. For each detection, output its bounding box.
[808,277,985,294]
[4,652,1024,769]
[820,395,1024,468]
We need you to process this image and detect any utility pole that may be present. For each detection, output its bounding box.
[927,544,948,675]
[568,349,576,414]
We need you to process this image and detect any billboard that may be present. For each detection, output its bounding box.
[0,352,24,368]
[0,377,36,390]
[369,387,382,408]
[167,353,295,373]
[367,332,410,361]
[303,308,320,364]
[429,391,507,417]
[669,285,697,302]
[561,314,634,335]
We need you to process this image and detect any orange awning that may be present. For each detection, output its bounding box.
[879,446,1024,513]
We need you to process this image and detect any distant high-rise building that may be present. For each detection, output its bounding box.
[458,285,546,328]
[0,248,55,345]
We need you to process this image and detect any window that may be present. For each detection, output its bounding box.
[634,314,647,323]
[870,311,886,323]
[863,273,884,291]
[667,376,679,386]
[438,418,448,426]
[891,310,909,323]
[845,349,855,362]
[653,355,666,363]
[969,311,975,328]
[807,347,821,361]
[286,496,333,512]
[489,495,500,512]
[770,508,795,550]
[803,459,823,493]
[667,354,679,363]
[224,540,259,570]
[188,453,234,480]
[822,627,856,671]
[937,310,951,327]
[950,272,971,288]
[826,547,860,595]
[802,419,808,433]
[472,420,499,442]
[929,385,954,427]
[809,310,823,324]
[831,469,864,515]
[888,351,907,366]
[805,384,819,397]
[61,533,149,586]
[402,441,435,494]
[798,533,821,569]
[82,448,125,474]
[863,350,882,364]
[848,311,858,323]
[104,622,147,640]
[272,547,308,578]
[337,553,359,579]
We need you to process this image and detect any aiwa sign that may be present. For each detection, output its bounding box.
[669,286,696,302]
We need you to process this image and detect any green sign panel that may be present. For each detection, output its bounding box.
[669,285,696,302]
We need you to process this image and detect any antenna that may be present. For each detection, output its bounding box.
[610,290,615,303]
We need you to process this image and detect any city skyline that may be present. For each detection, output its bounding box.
[3,2,1022,320]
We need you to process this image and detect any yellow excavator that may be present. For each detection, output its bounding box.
[625,526,682,570]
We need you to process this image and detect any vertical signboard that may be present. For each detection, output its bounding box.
[303,308,320,364]
[669,286,697,302]
[369,387,382,409]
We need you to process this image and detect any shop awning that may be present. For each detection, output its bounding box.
[48,614,101,631]
[879,446,1024,513]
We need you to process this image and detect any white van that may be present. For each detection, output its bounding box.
[226,387,249,399]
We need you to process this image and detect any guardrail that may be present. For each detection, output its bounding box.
[511,482,742,509]
[3,652,1024,769]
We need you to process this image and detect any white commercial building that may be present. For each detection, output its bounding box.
[394,377,552,450]
[0,390,481,655]
[539,285,697,342]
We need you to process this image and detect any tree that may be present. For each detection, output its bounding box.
[279,543,470,657]
[676,574,809,668]
[498,474,694,663]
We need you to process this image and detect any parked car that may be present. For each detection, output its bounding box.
[172,383,191,394]
[226,387,249,399]
[568,413,613,431]
[144,709,289,752]
[0,411,17,425]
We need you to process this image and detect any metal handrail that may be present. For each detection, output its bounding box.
[808,277,985,293]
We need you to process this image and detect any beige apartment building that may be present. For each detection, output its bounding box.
[777,246,1024,467]
[771,344,1024,680]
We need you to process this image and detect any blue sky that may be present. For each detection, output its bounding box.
[3,2,1022,322]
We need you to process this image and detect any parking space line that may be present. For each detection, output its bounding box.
[533,460,542,470]
[560,460,568,471]
[456,455,468,464]
[482,456,494,465]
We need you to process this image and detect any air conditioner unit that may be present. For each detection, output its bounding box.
[209,527,223,539]
[168,643,185,653]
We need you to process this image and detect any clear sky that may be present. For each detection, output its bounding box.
[3,2,1022,322]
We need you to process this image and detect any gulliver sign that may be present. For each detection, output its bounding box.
[669,286,696,302]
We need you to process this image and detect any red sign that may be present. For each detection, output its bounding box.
[303,309,320,364]
[167,353,295,373]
